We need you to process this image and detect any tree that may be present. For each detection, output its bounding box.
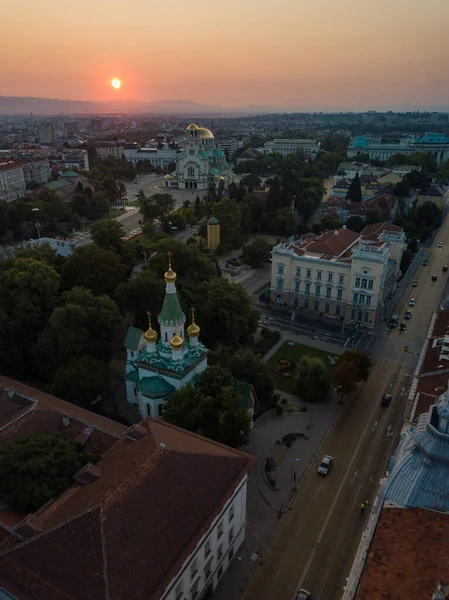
[296,356,330,403]
[332,361,357,404]
[115,271,165,329]
[393,180,411,199]
[339,350,373,382]
[241,174,262,188]
[139,192,176,223]
[241,238,272,267]
[416,201,442,230]
[403,169,431,192]
[147,238,217,283]
[211,197,244,248]
[0,434,97,512]
[345,216,365,233]
[163,366,250,447]
[365,209,382,225]
[319,214,341,231]
[51,356,110,408]
[15,242,66,273]
[400,249,414,274]
[90,219,126,254]
[346,173,362,203]
[62,243,126,296]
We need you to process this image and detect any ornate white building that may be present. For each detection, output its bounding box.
[164,123,231,191]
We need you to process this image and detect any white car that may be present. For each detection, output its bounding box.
[438,242,443,248]
[318,455,333,476]
[409,299,415,307]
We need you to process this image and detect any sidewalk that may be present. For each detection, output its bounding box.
[264,329,345,362]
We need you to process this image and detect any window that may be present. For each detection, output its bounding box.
[306,269,312,279]
[276,278,284,291]
[355,277,361,287]
[204,559,212,579]
[295,267,301,278]
[315,284,321,297]
[229,526,234,543]
[366,296,371,307]
[217,543,223,561]
[353,293,358,304]
[190,559,198,580]
[217,521,223,540]
[326,287,332,298]
[358,310,363,322]
[325,303,330,313]
[175,582,183,600]
[328,273,333,282]
[229,504,235,523]
[361,278,367,289]
[359,294,365,305]
[187,166,195,176]
[336,305,341,316]
[133,386,137,397]
[189,149,195,155]
[317,271,322,280]
[228,547,234,561]
[190,580,199,600]
[158,404,164,417]
[314,300,319,311]
[368,279,374,290]
[277,264,284,275]
[339,274,344,284]
[337,288,343,300]
[294,280,300,293]
[294,296,299,307]
[365,312,369,322]
[218,565,224,580]
[205,538,211,559]
[304,299,309,308]
[305,283,311,294]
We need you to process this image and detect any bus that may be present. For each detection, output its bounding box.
[389,314,399,329]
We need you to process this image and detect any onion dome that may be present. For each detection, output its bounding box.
[164,250,177,282]
[187,307,200,338]
[144,311,158,343]
[170,331,184,350]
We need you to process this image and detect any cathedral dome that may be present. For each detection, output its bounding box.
[144,312,158,343]
[198,127,214,139]
[170,332,184,350]
[187,321,200,338]
[213,148,225,159]
[186,123,199,131]
[209,166,219,175]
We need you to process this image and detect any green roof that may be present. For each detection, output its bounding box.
[44,179,73,190]
[208,217,219,225]
[199,150,208,159]
[60,170,79,178]
[125,369,140,382]
[124,327,143,350]
[213,148,225,158]
[139,375,174,396]
[209,167,219,175]
[233,379,253,409]
[159,292,185,326]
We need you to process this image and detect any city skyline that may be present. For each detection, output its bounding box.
[3,0,449,110]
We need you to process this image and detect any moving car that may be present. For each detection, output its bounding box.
[412,280,418,287]
[432,274,438,281]
[443,265,448,272]
[381,393,392,406]
[318,455,333,476]
[423,260,429,266]
[409,299,415,307]
[404,310,412,320]
[399,322,407,332]
[296,589,312,600]
[438,242,443,248]
[389,314,399,328]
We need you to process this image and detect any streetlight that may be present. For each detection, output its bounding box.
[32,208,41,240]
[290,457,300,500]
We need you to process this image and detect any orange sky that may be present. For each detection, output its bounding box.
[2,0,449,108]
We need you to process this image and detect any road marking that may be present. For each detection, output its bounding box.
[335,534,343,550]
[371,421,378,434]
[350,470,358,485]
[352,485,362,509]
[272,568,282,586]
[296,524,302,537]
[364,455,373,474]
[313,485,322,499]
[317,570,330,600]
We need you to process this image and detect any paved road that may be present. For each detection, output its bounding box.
[240,222,449,600]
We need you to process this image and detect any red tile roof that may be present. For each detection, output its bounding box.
[360,222,402,241]
[356,506,449,600]
[0,386,254,600]
[0,161,22,172]
[303,227,360,256]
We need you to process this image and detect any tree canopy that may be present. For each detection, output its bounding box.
[346,173,362,203]
[297,356,330,403]
[345,216,365,233]
[52,356,110,408]
[241,238,272,267]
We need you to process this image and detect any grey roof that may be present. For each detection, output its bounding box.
[384,394,449,511]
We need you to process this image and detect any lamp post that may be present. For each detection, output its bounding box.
[290,457,300,500]
[32,208,41,240]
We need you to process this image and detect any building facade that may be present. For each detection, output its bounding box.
[124,145,180,167]
[264,138,321,160]
[95,141,124,160]
[165,124,231,190]
[270,223,405,329]
[21,159,51,185]
[348,133,449,166]
[0,160,26,202]
[216,138,239,160]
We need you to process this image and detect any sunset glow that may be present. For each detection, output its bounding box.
[111,78,121,90]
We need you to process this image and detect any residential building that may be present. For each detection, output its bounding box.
[95,140,124,159]
[21,159,50,185]
[264,138,320,160]
[236,148,264,164]
[334,162,369,181]
[0,160,26,202]
[63,149,89,170]
[216,138,238,160]
[348,133,449,166]
[270,223,405,328]
[0,376,254,600]
[42,178,76,202]
[166,124,231,191]
[416,184,449,209]
[124,145,180,168]
[38,123,56,144]
[324,193,398,223]
[124,254,255,422]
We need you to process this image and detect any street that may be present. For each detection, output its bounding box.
[240,220,449,600]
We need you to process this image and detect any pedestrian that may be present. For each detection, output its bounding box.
[360,502,365,515]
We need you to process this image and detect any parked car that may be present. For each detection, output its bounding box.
[423,260,429,266]
[404,310,412,320]
[409,299,415,307]
[296,589,312,600]
[381,394,392,406]
[438,242,443,248]
[318,455,333,476]
[432,274,438,281]
[412,280,418,287]
[399,322,407,332]
[443,265,448,272]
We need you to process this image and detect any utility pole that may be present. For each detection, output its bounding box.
[32,207,41,240]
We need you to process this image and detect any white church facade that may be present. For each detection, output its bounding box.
[164,123,231,191]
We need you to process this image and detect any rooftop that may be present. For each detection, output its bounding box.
[355,506,449,600]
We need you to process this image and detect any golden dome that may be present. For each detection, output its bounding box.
[187,307,200,338]
[186,123,199,131]
[198,127,214,139]
[144,311,158,343]
[164,250,177,282]
[170,331,184,350]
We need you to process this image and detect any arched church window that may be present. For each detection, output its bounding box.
[188,166,195,176]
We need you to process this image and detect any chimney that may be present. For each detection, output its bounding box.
[334,230,339,236]
[433,583,448,600]
[76,426,94,447]
[14,515,43,541]
[73,463,103,485]
[342,225,347,229]
[7,387,15,398]
[62,415,71,428]
[124,424,148,441]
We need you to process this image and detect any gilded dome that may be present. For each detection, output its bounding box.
[198,127,215,139]
[164,267,177,282]
[144,312,158,343]
[170,332,184,350]
[186,123,199,131]
[187,307,200,338]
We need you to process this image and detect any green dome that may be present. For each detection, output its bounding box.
[208,217,219,225]
[209,166,219,175]
[213,148,225,159]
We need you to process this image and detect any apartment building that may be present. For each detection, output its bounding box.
[216,138,239,159]
[95,140,124,159]
[264,138,321,160]
[0,160,26,202]
[270,223,405,329]
[21,159,50,185]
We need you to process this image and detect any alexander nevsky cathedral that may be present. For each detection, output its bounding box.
[164,123,231,191]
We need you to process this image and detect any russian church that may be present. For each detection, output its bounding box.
[164,123,230,190]
[124,254,208,418]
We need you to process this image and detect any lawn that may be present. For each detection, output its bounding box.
[266,341,337,395]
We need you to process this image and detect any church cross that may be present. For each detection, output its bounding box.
[191,307,196,321]
[167,250,172,268]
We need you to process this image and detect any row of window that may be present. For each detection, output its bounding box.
[277,264,345,284]
[354,277,374,290]
[276,279,344,301]
[292,297,342,315]
[351,309,371,323]
[177,546,232,599]
[353,293,372,307]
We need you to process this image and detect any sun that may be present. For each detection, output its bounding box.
[111,78,122,90]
